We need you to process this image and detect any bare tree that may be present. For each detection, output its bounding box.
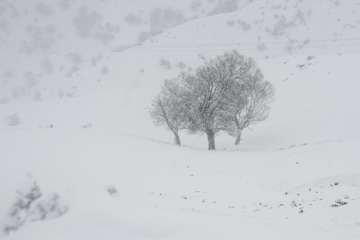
[149,78,189,146]
[150,50,274,150]
[225,65,275,145]
[182,52,242,150]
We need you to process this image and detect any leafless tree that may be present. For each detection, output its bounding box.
[224,61,275,145]
[182,52,242,150]
[150,50,274,150]
[149,78,189,146]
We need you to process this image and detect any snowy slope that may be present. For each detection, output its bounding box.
[1,0,360,239]
[1,0,360,104]
[0,118,359,239]
[0,0,242,103]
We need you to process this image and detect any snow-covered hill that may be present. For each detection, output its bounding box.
[0,0,243,103]
[1,0,360,104]
[1,0,360,239]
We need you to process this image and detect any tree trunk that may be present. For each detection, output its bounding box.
[206,130,216,150]
[234,128,243,145]
[174,132,181,146]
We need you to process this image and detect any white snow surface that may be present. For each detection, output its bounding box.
[1,0,360,239]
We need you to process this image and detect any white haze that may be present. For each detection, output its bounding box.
[0,0,360,239]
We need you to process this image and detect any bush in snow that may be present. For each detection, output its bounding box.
[2,176,68,235]
[150,8,187,31]
[59,0,71,11]
[91,54,102,66]
[72,6,102,39]
[27,193,68,222]
[159,58,172,70]
[58,86,77,98]
[209,0,239,16]
[32,91,42,101]
[67,52,84,65]
[3,179,41,234]
[5,113,21,126]
[226,20,235,27]
[12,86,25,99]
[24,71,38,88]
[24,24,58,52]
[125,13,142,25]
[93,23,120,44]
[41,57,54,74]
[176,61,187,70]
[237,20,252,31]
[0,98,9,104]
[190,0,202,12]
[106,185,118,197]
[81,122,93,128]
[34,2,53,16]
[100,66,109,74]
[137,30,162,44]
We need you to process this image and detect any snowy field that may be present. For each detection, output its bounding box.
[1,0,360,239]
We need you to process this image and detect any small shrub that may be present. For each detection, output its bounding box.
[27,194,68,222]
[81,122,93,128]
[3,178,41,234]
[12,87,25,99]
[226,20,235,27]
[3,176,68,235]
[209,0,239,15]
[176,61,187,70]
[125,13,142,25]
[91,54,102,66]
[41,57,54,74]
[237,20,251,31]
[32,91,42,101]
[298,64,305,69]
[72,6,102,39]
[100,66,109,74]
[58,86,77,98]
[159,58,172,70]
[65,65,80,78]
[24,72,38,88]
[257,43,267,52]
[24,24,58,52]
[150,8,186,31]
[39,123,54,128]
[191,0,202,12]
[34,2,53,16]
[307,55,315,61]
[59,0,71,10]
[137,30,162,44]
[6,113,21,126]
[106,186,118,196]
[0,98,9,104]
[93,23,120,44]
[331,199,347,207]
[67,53,84,65]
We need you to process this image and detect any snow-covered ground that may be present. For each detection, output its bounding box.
[1,51,359,239]
[1,0,360,239]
